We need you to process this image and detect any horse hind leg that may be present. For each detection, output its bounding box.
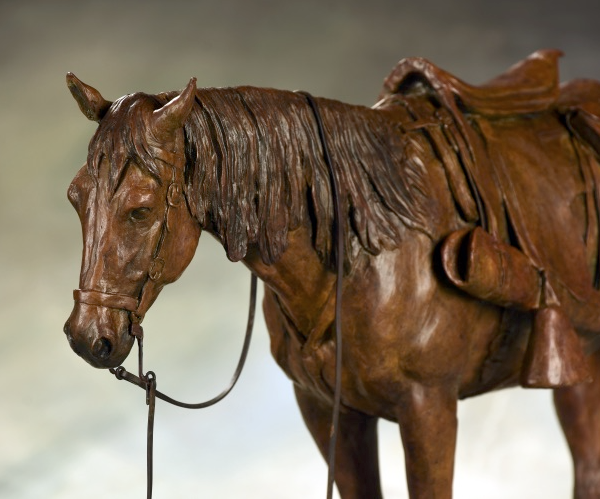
[554,349,600,498]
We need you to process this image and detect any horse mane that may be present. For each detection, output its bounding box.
[87,86,432,268]
[184,87,431,267]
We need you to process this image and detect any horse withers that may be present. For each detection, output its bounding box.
[64,50,600,498]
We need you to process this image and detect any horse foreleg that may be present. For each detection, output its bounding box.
[396,383,458,499]
[554,349,600,498]
[293,385,383,499]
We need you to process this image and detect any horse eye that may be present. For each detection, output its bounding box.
[129,207,151,221]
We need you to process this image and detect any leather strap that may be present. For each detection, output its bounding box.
[73,289,139,313]
[110,272,258,499]
[297,90,344,499]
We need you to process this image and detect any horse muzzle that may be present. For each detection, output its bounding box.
[64,302,135,368]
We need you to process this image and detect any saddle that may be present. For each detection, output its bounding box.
[379,50,600,388]
[379,49,562,116]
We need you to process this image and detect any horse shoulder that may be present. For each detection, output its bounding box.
[326,236,488,406]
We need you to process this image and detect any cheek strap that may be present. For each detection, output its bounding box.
[73,173,187,324]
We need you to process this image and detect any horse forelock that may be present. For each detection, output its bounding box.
[86,92,173,195]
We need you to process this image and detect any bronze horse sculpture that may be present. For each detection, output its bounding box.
[64,49,600,498]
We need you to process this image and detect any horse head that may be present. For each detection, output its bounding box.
[63,74,201,368]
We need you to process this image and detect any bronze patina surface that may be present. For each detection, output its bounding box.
[64,50,600,498]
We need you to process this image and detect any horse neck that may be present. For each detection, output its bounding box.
[187,87,369,327]
[186,87,414,328]
[243,226,337,334]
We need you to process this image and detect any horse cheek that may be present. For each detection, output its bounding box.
[161,208,201,284]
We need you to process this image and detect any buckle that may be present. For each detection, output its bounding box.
[148,258,165,281]
[167,183,182,207]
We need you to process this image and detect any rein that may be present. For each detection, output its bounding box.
[75,91,344,499]
[110,273,257,499]
[297,91,345,499]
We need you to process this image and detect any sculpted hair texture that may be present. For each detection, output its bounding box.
[86,86,431,267]
[87,93,165,193]
[183,87,430,267]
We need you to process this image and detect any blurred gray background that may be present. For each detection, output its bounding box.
[1,0,600,497]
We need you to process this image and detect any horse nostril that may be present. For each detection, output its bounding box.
[63,322,71,337]
[92,337,113,361]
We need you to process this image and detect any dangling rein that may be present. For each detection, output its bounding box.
[107,91,344,499]
[109,273,257,499]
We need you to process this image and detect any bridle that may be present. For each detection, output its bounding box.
[73,148,189,326]
[72,142,258,498]
[72,92,344,499]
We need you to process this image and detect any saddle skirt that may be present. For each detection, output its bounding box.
[378,50,600,325]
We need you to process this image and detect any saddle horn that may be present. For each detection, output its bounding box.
[151,77,197,142]
[66,73,112,122]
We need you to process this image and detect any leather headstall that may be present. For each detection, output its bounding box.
[72,152,187,326]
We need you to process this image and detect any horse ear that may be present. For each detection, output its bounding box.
[151,77,197,141]
[66,73,112,122]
